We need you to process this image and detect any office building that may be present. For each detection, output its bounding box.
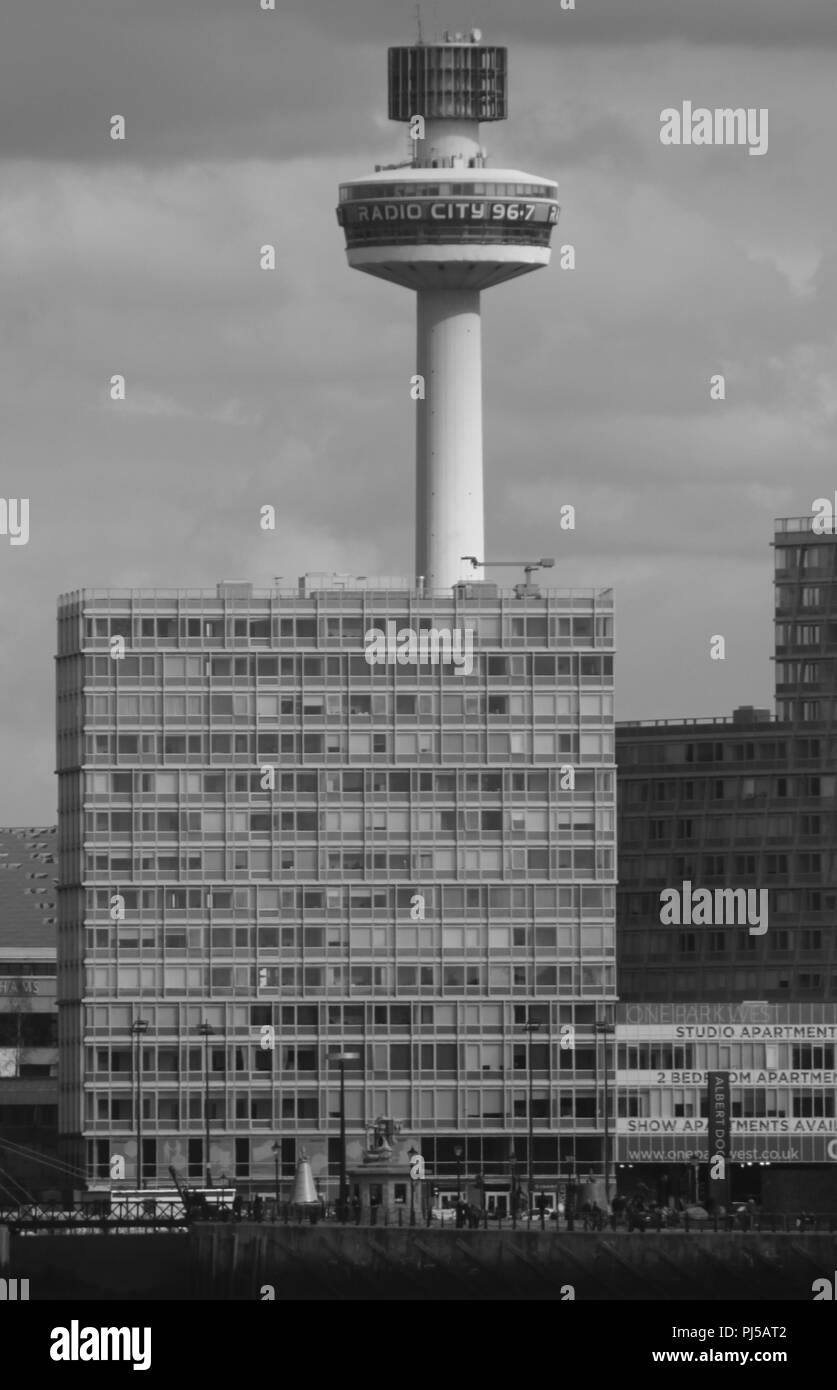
[56,578,616,1207]
[614,516,837,1207]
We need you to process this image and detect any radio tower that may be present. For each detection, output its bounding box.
[336,31,560,592]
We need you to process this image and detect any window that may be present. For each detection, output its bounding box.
[734,855,757,876]
[792,1044,834,1068]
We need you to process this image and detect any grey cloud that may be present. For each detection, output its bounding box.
[3,0,835,163]
[141,0,837,47]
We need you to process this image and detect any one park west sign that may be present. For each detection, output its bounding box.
[364,622,474,676]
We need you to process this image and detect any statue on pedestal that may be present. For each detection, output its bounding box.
[362,1115,403,1164]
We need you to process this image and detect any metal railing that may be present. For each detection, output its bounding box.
[0,1195,237,1233]
[618,715,776,729]
[0,1201,190,1233]
[6,1201,834,1236]
[58,586,614,606]
[207,1204,837,1234]
[774,518,825,533]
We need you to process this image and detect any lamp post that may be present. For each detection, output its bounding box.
[334,1050,359,1222]
[594,1018,616,1208]
[130,1019,149,1190]
[271,1140,281,1207]
[197,1021,213,1186]
[407,1145,418,1227]
[522,1019,541,1224]
[454,1143,464,1201]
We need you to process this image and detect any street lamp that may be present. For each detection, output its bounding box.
[407,1145,418,1227]
[271,1140,281,1207]
[594,1018,616,1208]
[130,1019,149,1189]
[522,1018,541,1224]
[690,1151,701,1205]
[197,1021,214,1186]
[333,1050,359,1221]
[454,1143,464,1201]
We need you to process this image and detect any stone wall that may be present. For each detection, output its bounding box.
[191,1223,837,1301]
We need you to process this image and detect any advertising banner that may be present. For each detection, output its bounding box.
[707,1071,731,1208]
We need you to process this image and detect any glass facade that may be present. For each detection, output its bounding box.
[56,580,616,1196]
[339,184,558,201]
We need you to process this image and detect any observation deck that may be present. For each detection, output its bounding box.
[336,167,560,291]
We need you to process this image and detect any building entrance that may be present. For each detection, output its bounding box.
[486,1190,510,1217]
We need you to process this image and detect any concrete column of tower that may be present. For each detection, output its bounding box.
[415,289,485,592]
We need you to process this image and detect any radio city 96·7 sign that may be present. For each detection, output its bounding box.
[342,200,559,226]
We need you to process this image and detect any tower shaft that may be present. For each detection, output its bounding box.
[415,289,484,591]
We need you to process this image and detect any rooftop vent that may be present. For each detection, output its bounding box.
[732,706,771,724]
[452,581,499,599]
[298,573,411,595]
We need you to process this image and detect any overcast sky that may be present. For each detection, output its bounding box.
[1,0,834,820]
